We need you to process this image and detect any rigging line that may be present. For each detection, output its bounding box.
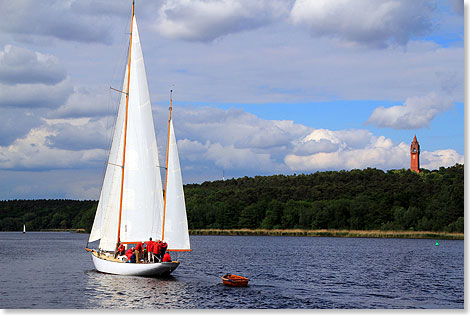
[110,87,128,95]
[104,0,131,161]
[108,162,123,168]
[99,67,124,203]
[117,1,134,246]
[162,89,173,241]
[108,4,132,91]
[100,87,121,189]
[97,6,132,222]
[96,79,120,229]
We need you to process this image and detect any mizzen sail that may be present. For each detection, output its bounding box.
[163,119,191,251]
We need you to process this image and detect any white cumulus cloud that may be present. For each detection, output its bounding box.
[0,105,463,186]
[285,135,410,171]
[0,0,120,44]
[0,79,73,109]
[205,142,279,171]
[156,106,311,151]
[44,117,112,151]
[0,45,73,109]
[366,92,455,129]
[421,149,464,170]
[0,125,105,171]
[49,85,112,118]
[289,0,435,48]
[0,45,66,85]
[154,0,290,42]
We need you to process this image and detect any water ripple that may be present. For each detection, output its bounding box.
[0,233,464,309]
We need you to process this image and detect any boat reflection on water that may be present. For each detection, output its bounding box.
[84,269,190,308]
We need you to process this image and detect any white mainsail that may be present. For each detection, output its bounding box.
[89,17,164,251]
[163,119,191,251]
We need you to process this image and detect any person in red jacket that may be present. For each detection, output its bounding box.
[114,242,126,258]
[117,244,125,255]
[153,240,161,263]
[160,241,168,261]
[147,237,155,263]
[162,252,171,262]
[125,247,134,260]
[135,241,143,263]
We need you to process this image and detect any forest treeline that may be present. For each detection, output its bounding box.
[0,199,97,232]
[0,164,464,233]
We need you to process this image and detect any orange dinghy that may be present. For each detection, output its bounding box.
[221,274,249,287]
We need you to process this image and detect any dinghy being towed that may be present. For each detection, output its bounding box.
[86,1,191,277]
[221,274,249,287]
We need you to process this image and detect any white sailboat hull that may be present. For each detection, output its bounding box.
[91,253,179,276]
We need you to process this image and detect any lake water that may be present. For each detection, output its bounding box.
[0,232,464,309]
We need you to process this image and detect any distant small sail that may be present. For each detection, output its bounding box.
[23,224,26,234]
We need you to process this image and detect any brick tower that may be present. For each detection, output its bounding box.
[410,135,420,173]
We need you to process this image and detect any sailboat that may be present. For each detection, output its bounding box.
[23,224,25,234]
[85,1,191,277]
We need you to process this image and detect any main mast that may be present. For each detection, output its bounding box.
[162,90,173,241]
[117,0,135,245]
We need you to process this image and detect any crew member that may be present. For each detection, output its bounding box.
[114,242,124,258]
[125,247,134,261]
[160,241,168,261]
[143,242,147,261]
[147,237,155,263]
[153,240,161,263]
[162,252,171,262]
[117,243,126,256]
[135,241,143,263]
[128,252,136,263]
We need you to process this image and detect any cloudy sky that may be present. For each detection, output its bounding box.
[0,0,465,200]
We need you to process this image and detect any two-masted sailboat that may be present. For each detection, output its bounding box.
[85,1,191,276]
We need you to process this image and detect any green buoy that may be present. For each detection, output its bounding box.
[435,240,440,246]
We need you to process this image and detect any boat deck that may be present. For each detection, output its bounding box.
[92,251,125,263]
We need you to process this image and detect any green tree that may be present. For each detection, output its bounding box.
[447,217,464,233]
[261,200,284,229]
[238,200,267,229]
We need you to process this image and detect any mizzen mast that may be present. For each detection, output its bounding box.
[117,0,135,246]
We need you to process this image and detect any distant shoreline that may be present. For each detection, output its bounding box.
[6,229,87,233]
[189,228,464,240]
[39,228,86,233]
[8,228,463,240]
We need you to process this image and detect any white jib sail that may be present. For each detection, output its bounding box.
[89,17,164,251]
[164,119,191,250]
